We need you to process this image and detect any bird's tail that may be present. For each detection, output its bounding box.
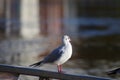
[29,61,43,67]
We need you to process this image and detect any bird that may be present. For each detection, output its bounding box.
[107,68,120,75]
[30,35,72,73]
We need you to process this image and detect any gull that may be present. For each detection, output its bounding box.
[30,35,72,73]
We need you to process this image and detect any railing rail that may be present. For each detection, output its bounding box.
[0,64,111,80]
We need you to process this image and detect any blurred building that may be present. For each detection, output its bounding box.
[0,0,120,64]
[0,1,120,79]
[0,0,63,38]
[0,0,120,38]
[0,0,64,66]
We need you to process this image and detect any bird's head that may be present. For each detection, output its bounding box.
[62,35,71,44]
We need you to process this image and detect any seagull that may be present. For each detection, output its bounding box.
[30,35,72,73]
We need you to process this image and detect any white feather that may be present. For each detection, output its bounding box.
[54,35,72,65]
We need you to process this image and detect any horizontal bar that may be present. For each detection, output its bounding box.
[0,64,111,80]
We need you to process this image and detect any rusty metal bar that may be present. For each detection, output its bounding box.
[0,64,111,80]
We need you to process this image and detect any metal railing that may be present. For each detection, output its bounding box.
[0,64,111,80]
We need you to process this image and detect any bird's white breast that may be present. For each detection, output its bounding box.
[55,43,72,65]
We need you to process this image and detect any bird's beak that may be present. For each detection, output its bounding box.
[69,38,71,41]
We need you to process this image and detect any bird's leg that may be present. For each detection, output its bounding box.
[57,65,60,73]
[59,65,62,73]
[57,65,62,73]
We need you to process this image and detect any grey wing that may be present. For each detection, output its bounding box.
[43,46,64,63]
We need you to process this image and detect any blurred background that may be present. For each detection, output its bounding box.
[0,0,120,79]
